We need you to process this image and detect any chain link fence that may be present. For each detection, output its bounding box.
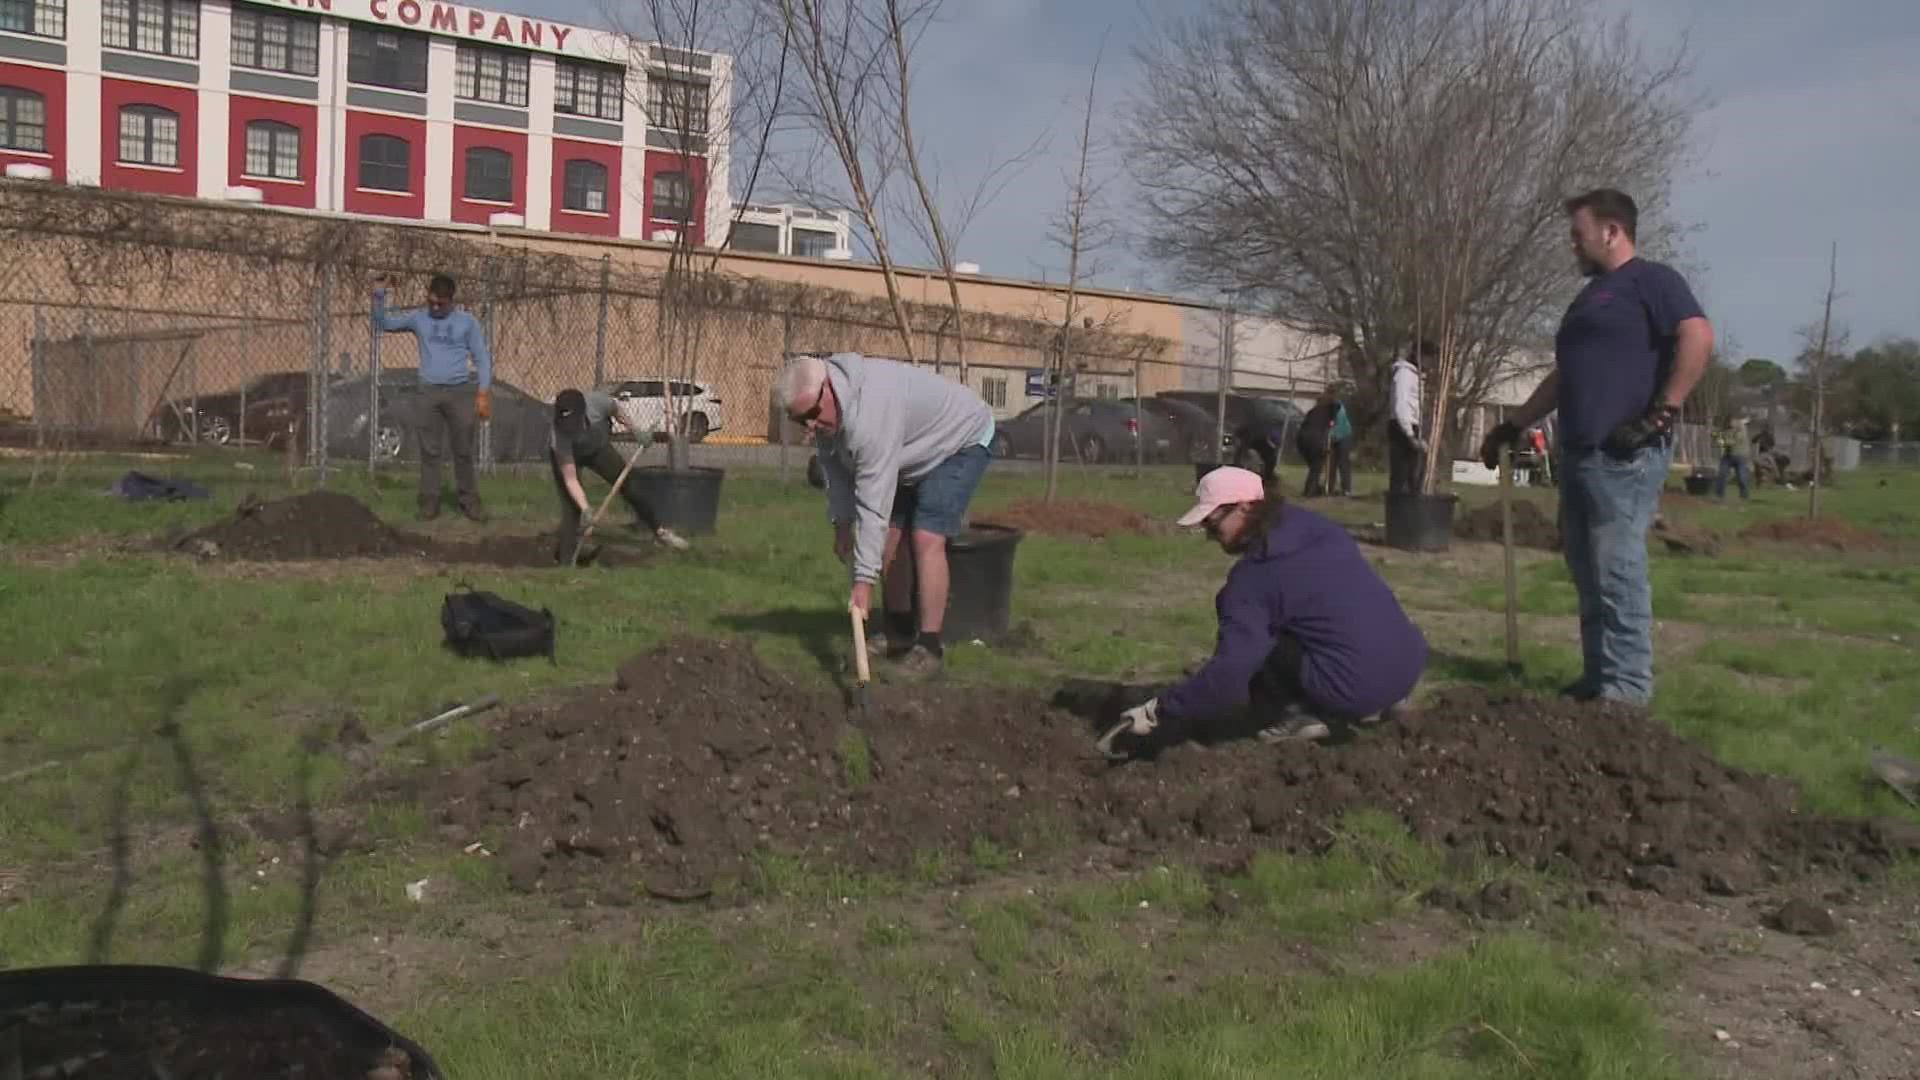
[0,184,1357,493]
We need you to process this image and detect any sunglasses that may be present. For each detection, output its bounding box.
[792,381,830,425]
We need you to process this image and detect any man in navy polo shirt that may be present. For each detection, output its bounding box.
[1481,188,1714,707]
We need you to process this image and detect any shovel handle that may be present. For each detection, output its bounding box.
[850,604,871,686]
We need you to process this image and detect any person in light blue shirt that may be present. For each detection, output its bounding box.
[372,272,494,521]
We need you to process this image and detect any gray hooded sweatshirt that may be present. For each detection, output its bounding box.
[813,352,994,584]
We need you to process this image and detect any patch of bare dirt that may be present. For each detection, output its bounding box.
[974,499,1159,539]
[371,636,1920,904]
[1454,499,1561,551]
[1739,517,1891,554]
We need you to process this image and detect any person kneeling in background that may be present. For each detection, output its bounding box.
[1097,466,1427,760]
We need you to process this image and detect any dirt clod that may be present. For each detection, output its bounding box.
[973,499,1158,539]
[384,637,1913,903]
[1765,898,1839,937]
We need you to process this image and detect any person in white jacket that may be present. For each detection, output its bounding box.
[776,353,996,676]
[1388,339,1433,494]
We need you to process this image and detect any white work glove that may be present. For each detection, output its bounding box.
[1095,698,1160,760]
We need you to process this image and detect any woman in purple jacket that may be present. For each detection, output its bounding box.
[1097,466,1427,760]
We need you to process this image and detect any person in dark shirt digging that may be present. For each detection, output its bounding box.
[549,388,690,565]
[1096,466,1428,760]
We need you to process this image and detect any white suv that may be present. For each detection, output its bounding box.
[598,377,725,443]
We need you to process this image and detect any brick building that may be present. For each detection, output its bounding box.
[0,0,736,242]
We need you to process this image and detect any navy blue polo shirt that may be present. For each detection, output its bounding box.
[1553,257,1705,450]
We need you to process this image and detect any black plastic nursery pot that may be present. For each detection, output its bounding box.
[629,465,725,536]
[1683,471,1715,496]
[891,524,1025,644]
[0,964,446,1079]
[1384,492,1458,553]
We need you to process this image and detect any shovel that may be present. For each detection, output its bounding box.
[849,603,872,718]
[570,444,643,568]
[1868,747,1920,808]
[1499,444,1522,678]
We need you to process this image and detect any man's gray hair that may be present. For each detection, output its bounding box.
[774,353,829,416]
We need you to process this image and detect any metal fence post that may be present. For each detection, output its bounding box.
[369,281,382,473]
[315,263,333,486]
[1133,356,1143,476]
[1214,307,1231,462]
[594,254,610,387]
[31,303,44,454]
[779,311,793,484]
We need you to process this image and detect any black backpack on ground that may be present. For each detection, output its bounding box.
[441,585,556,664]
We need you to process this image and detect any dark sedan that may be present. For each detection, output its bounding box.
[989,398,1182,464]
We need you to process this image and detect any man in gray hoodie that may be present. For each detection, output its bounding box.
[776,352,996,675]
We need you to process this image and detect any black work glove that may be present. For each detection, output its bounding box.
[1602,403,1679,458]
[1479,422,1521,470]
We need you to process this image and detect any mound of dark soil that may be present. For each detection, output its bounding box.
[384,637,1920,903]
[974,499,1159,539]
[171,492,645,568]
[1739,516,1890,553]
[1454,499,1561,550]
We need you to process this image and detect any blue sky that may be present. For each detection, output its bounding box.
[529,0,1919,365]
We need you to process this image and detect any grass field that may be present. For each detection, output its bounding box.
[3,450,1918,1077]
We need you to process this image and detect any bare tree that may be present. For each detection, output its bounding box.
[1125,0,1705,475]
[1042,37,1117,503]
[1801,242,1844,520]
[604,0,789,471]
[767,0,920,361]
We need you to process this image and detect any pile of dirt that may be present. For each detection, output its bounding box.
[170,492,644,568]
[383,637,1920,903]
[1739,516,1890,553]
[974,499,1159,539]
[1453,499,1561,550]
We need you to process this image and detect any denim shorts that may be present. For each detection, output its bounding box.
[890,444,991,536]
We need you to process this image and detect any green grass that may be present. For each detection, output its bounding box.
[6,452,1920,1076]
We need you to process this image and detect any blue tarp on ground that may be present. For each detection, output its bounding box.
[110,471,211,502]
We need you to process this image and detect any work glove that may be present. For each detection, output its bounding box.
[1602,403,1678,458]
[1095,698,1160,760]
[1479,422,1521,470]
[475,388,493,422]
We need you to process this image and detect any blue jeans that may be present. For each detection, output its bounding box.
[890,443,991,536]
[1559,440,1672,705]
[1714,453,1751,499]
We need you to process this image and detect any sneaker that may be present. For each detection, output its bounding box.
[1255,709,1332,743]
[653,527,690,552]
[893,644,943,679]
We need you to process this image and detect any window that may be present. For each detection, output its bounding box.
[727,221,779,253]
[463,146,511,202]
[646,75,706,134]
[231,5,317,77]
[554,60,623,121]
[0,87,45,152]
[243,120,298,180]
[982,377,1007,408]
[347,24,427,93]
[455,44,528,107]
[118,105,180,167]
[650,170,690,221]
[0,0,65,38]
[103,0,197,58]
[357,133,409,192]
[562,159,607,213]
[791,228,835,259]
[1096,384,1119,400]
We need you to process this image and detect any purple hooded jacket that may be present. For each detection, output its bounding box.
[1159,505,1427,721]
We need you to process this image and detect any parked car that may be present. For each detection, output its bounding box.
[597,377,724,443]
[1128,396,1219,462]
[155,371,314,447]
[989,398,1182,464]
[323,369,555,463]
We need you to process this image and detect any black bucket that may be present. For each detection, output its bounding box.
[1683,472,1714,496]
[0,964,445,1079]
[894,524,1024,643]
[1194,461,1227,483]
[1384,492,1458,552]
[627,466,725,536]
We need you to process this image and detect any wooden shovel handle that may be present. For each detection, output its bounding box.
[850,604,872,686]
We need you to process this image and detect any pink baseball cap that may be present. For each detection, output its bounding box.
[1177,466,1266,527]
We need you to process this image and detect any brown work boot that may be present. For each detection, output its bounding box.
[458,495,488,524]
[417,495,440,521]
